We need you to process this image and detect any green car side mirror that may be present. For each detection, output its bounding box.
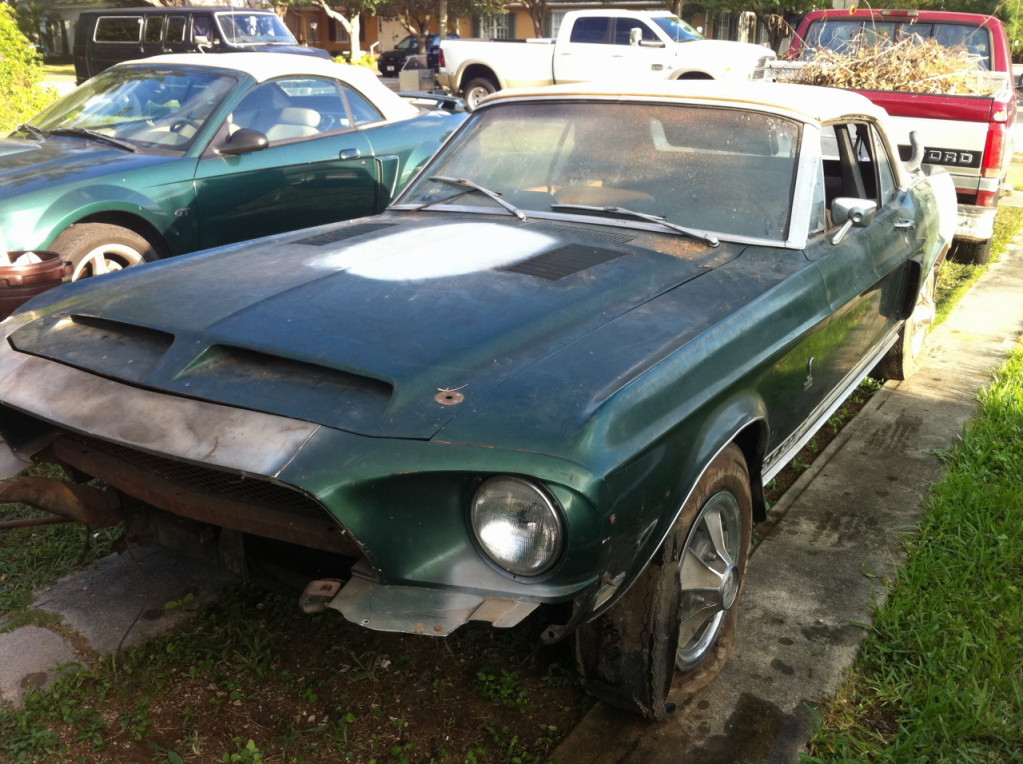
[217,128,270,156]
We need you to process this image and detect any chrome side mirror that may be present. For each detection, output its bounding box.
[831,198,877,245]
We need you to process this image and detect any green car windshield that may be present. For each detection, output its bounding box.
[399,101,800,241]
[29,67,238,151]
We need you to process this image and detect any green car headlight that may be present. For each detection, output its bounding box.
[470,476,564,576]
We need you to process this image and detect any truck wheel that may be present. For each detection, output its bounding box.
[575,444,752,720]
[874,269,936,381]
[463,77,497,110]
[949,237,992,266]
[51,223,159,281]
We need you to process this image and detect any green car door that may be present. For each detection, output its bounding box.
[193,75,383,248]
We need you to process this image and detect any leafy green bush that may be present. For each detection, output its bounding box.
[334,52,379,73]
[0,4,58,135]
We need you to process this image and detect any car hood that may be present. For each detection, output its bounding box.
[7,214,742,440]
[0,137,177,195]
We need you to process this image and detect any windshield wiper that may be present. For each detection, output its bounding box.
[426,176,526,220]
[15,123,48,140]
[50,127,138,153]
[550,204,719,247]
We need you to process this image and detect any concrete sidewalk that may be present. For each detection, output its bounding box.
[551,235,1023,762]
[3,230,1023,762]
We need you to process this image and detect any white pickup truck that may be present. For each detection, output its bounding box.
[437,9,775,108]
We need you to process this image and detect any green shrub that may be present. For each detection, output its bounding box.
[0,4,58,135]
[334,52,379,73]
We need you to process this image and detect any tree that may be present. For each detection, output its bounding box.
[0,4,57,135]
[376,0,502,52]
[309,0,394,59]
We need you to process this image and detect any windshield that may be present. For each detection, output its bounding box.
[801,20,993,69]
[397,101,799,241]
[215,12,296,45]
[28,67,237,151]
[652,16,704,42]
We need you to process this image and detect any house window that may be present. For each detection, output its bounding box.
[330,19,351,43]
[481,14,511,40]
[550,11,566,38]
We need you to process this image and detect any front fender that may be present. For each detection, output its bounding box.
[31,181,195,255]
[590,394,768,619]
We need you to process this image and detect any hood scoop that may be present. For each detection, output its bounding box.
[10,314,174,383]
[296,222,397,247]
[529,222,635,245]
[502,244,625,281]
[173,345,394,421]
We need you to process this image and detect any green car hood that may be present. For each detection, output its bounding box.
[0,137,177,195]
[8,215,741,440]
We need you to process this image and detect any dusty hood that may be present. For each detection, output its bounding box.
[6,215,734,438]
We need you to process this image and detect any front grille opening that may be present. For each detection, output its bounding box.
[54,434,362,559]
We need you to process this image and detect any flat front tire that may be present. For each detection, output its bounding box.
[576,444,753,720]
[51,223,159,281]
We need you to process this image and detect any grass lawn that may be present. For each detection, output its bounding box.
[804,208,1023,761]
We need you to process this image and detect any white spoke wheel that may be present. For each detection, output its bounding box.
[51,223,159,281]
[575,444,752,720]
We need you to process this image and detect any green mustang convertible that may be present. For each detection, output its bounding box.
[0,52,465,279]
[0,81,954,718]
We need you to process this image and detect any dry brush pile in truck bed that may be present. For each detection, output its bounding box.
[777,34,1003,95]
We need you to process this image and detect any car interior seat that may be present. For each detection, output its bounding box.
[265,107,321,142]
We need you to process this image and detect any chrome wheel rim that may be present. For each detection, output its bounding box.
[72,243,146,280]
[676,490,743,670]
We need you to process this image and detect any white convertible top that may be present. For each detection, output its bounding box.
[114,52,420,123]
[484,80,891,127]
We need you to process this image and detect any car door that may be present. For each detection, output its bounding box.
[193,76,383,249]
[803,119,920,394]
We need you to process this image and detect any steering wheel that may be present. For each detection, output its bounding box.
[170,118,201,134]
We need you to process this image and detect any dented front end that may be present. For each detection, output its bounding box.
[0,344,602,639]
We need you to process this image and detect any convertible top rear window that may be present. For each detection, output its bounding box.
[400,101,800,241]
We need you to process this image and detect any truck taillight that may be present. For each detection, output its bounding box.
[980,122,1005,182]
[438,49,446,68]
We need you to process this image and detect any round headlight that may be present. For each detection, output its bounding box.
[470,476,564,576]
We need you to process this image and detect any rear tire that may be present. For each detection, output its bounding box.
[949,237,992,266]
[576,444,752,720]
[51,223,159,281]
[874,269,936,381]
[462,77,497,110]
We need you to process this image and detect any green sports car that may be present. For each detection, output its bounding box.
[0,81,954,718]
[0,52,465,278]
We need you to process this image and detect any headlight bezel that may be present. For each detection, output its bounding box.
[469,475,566,579]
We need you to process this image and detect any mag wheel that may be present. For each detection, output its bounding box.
[576,444,753,720]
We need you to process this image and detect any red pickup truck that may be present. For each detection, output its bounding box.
[786,9,1016,264]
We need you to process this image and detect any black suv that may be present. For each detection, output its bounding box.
[74,8,330,84]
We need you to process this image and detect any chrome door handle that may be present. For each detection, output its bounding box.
[339,148,362,160]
